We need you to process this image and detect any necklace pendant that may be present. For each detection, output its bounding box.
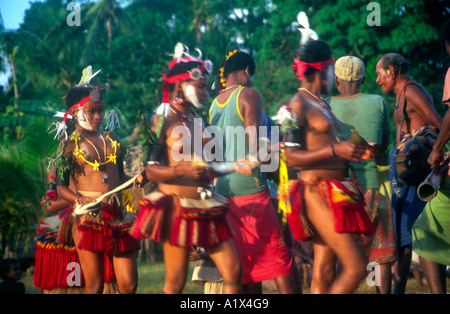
[103,173,108,183]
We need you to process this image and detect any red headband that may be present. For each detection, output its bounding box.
[162,58,207,103]
[61,95,92,122]
[62,89,103,122]
[292,57,334,80]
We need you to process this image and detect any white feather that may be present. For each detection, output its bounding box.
[155,103,171,117]
[297,11,310,29]
[53,112,72,119]
[104,110,120,131]
[48,121,68,141]
[173,42,187,59]
[77,66,101,86]
[195,48,203,60]
[296,11,319,45]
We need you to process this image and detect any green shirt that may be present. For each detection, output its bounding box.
[209,86,267,197]
[329,93,390,190]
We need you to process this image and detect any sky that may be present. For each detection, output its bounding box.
[0,0,37,30]
[0,0,40,88]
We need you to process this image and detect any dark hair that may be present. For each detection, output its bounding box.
[65,85,102,110]
[214,51,256,89]
[380,53,409,76]
[221,51,255,78]
[294,40,333,81]
[165,60,209,94]
[441,19,450,44]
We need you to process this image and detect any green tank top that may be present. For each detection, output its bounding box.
[209,86,267,197]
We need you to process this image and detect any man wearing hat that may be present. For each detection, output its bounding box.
[329,56,396,294]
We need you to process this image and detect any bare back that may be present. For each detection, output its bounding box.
[394,82,442,143]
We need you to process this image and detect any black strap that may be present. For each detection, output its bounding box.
[398,80,415,139]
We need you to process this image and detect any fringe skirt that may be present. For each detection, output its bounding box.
[33,208,117,292]
[287,179,375,241]
[129,191,233,248]
[61,205,141,256]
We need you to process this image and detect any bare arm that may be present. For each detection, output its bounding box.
[428,108,450,165]
[239,87,262,160]
[144,163,207,182]
[285,141,365,167]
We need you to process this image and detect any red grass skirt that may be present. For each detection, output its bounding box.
[33,209,116,291]
[129,191,233,248]
[72,204,141,256]
[288,179,375,241]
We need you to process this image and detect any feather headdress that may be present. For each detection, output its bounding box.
[162,42,213,104]
[297,11,318,45]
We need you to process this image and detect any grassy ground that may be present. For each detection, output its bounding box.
[21,261,448,294]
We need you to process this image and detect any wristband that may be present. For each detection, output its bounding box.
[330,143,337,157]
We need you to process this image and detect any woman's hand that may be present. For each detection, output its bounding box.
[333,141,367,162]
[178,164,208,179]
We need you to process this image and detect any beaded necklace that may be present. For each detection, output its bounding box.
[71,131,119,182]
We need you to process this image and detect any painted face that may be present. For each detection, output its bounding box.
[77,102,104,131]
[183,75,209,109]
[375,60,395,94]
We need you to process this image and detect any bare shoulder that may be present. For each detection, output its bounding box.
[106,131,121,142]
[239,87,262,108]
[289,93,308,119]
[240,86,261,98]
[405,82,433,106]
[60,138,76,156]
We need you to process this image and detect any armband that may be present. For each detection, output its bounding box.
[146,143,163,164]
[284,127,303,148]
[55,167,70,187]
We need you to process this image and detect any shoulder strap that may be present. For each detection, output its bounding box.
[400,80,415,136]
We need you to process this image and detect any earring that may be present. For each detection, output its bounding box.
[175,89,184,105]
[172,89,184,106]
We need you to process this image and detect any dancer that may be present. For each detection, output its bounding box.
[33,168,86,294]
[130,43,242,294]
[376,53,442,293]
[329,56,396,293]
[412,20,450,294]
[281,39,375,294]
[209,50,295,294]
[54,71,140,294]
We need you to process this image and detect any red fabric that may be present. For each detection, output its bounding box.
[317,179,375,235]
[292,57,334,80]
[130,193,233,248]
[34,207,123,292]
[34,242,82,290]
[76,205,140,255]
[288,181,313,241]
[226,189,292,284]
[162,57,207,103]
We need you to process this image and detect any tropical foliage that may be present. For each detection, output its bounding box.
[0,0,449,258]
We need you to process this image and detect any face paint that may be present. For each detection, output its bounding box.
[77,109,93,131]
[185,85,202,109]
